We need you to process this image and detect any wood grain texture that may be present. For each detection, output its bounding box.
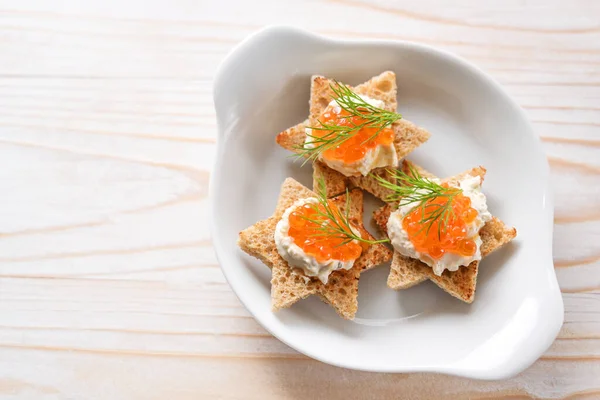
[0,0,598,398]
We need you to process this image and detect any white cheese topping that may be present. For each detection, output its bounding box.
[274,197,360,284]
[304,95,398,177]
[387,175,492,276]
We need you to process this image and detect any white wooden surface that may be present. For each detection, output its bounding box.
[0,0,599,398]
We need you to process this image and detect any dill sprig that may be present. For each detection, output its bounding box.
[299,178,389,246]
[372,165,462,238]
[294,81,402,165]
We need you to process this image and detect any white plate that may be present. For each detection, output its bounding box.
[211,26,563,379]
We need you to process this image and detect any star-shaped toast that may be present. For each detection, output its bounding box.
[276,71,430,198]
[372,160,517,303]
[238,178,393,319]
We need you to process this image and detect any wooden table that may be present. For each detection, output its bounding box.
[0,1,598,398]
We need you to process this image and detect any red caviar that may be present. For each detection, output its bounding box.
[287,202,363,263]
[402,185,479,260]
[315,105,395,164]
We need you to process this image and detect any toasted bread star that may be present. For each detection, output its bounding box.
[276,71,430,198]
[372,160,517,303]
[238,178,393,319]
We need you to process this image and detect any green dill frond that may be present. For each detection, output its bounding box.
[293,81,402,165]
